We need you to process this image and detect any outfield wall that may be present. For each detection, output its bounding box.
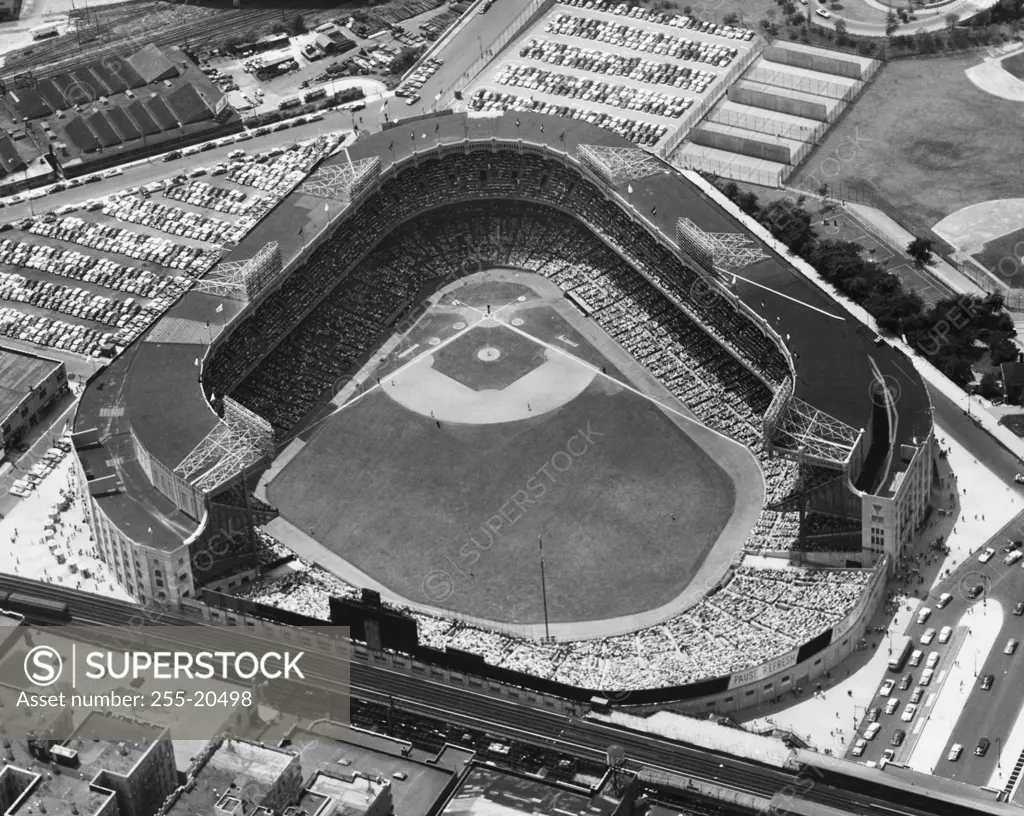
[688,125,793,165]
[728,83,828,122]
[763,44,866,81]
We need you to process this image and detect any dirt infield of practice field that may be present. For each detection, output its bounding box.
[262,271,763,636]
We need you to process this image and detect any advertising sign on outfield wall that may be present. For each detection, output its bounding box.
[727,648,799,690]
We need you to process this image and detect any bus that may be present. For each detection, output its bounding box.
[31,24,60,41]
[888,634,913,672]
[302,87,327,104]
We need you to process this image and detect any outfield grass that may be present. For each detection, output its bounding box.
[790,56,1024,228]
[268,296,738,625]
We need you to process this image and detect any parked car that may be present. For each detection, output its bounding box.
[865,722,881,740]
[851,738,867,757]
[899,673,913,690]
[920,628,936,645]
[938,626,953,643]
[916,607,931,624]
[981,673,994,690]
[1006,638,1018,655]
[867,705,882,721]
[1015,603,1024,616]
[879,679,895,696]
[909,649,923,667]
[948,744,963,761]
[884,698,899,715]
[926,651,940,669]
[901,704,918,722]
[891,730,905,747]
[910,687,924,704]
[815,7,831,17]
[976,738,990,757]
[920,668,934,685]
[979,546,996,563]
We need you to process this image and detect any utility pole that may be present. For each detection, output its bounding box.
[539,535,550,642]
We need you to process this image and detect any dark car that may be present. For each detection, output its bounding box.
[899,673,913,690]
[967,584,984,599]
[981,673,994,690]
[867,706,881,723]
[891,730,906,747]
[976,738,991,757]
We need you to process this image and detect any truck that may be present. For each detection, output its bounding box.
[888,634,913,672]
[30,24,60,41]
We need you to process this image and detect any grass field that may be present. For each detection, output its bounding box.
[790,56,1024,229]
[1003,51,1024,79]
[268,285,739,625]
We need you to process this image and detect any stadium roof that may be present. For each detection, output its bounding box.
[77,111,931,554]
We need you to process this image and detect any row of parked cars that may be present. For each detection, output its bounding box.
[495,64,692,118]
[470,88,669,146]
[0,271,156,329]
[519,39,717,93]
[396,55,444,98]
[0,307,114,357]
[28,216,222,275]
[10,437,72,498]
[559,0,756,41]
[0,236,181,301]
[103,196,246,246]
[546,12,741,63]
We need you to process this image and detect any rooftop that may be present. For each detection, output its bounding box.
[70,713,167,776]
[0,347,62,421]
[442,766,603,816]
[165,740,296,816]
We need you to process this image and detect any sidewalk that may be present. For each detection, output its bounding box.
[735,420,1021,753]
[908,603,1004,774]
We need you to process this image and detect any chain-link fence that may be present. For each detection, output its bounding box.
[436,0,554,110]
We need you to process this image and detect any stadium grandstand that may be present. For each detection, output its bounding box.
[70,111,934,709]
[0,43,238,191]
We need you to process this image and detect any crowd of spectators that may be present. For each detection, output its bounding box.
[546,11,743,64]
[199,147,879,687]
[470,89,668,146]
[519,39,719,93]
[495,64,692,118]
[237,549,872,690]
[28,216,221,275]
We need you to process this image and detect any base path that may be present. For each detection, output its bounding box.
[965,44,1024,102]
[933,198,1024,255]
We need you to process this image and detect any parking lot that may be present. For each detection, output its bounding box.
[463,0,756,149]
[0,125,347,361]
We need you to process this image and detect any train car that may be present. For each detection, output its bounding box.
[30,25,60,41]
[0,591,71,622]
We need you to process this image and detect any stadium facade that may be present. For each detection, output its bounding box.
[71,112,934,706]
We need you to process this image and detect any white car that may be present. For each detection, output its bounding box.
[920,628,935,645]
[852,738,867,756]
[1015,473,1024,484]
[101,167,124,178]
[926,651,940,669]
[979,546,996,563]
[909,649,923,667]
[884,697,899,715]
[1005,638,1018,655]
[9,484,32,498]
[901,704,918,722]
[865,722,881,740]
[879,679,895,696]
[948,743,963,761]
[920,668,934,685]
[1006,550,1023,565]
[815,7,831,17]
[938,626,952,644]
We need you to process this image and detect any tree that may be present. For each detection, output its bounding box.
[835,18,848,40]
[885,9,900,37]
[907,237,935,266]
[979,372,1001,399]
[724,11,739,24]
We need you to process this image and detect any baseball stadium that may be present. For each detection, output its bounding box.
[71,110,934,709]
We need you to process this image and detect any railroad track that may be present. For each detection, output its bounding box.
[0,574,960,815]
